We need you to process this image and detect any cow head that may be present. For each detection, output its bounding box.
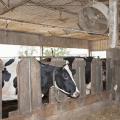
[54,63,80,98]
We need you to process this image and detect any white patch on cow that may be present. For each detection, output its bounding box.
[42,94,44,97]
[86,82,91,95]
[71,90,80,98]
[114,84,118,91]
[65,60,69,65]
[63,63,80,97]
[2,58,19,100]
[64,64,76,85]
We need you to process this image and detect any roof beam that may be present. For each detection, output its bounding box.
[0,29,89,49]
[0,17,81,31]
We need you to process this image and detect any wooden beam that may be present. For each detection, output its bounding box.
[109,0,119,48]
[90,40,108,51]
[0,29,89,49]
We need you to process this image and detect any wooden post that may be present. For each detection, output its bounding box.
[73,59,86,97]
[49,87,57,103]
[107,49,120,101]
[106,59,112,91]
[50,58,68,103]
[30,58,42,109]
[109,0,119,48]
[17,58,42,114]
[0,59,3,119]
[91,59,102,94]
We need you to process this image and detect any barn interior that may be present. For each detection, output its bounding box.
[0,0,120,120]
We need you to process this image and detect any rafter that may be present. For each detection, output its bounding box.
[28,1,77,15]
[0,0,9,9]
[0,0,31,15]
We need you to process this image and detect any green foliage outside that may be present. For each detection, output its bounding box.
[18,46,69,57]
[43,47,69,56]
[19,46,40,56]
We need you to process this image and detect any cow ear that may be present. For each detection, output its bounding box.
[71,69,76,76]
[5,59,15,66]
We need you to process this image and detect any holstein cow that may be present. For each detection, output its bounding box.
[64,56,94,95]
[64,57,107,94]
[2,58,18,118]
[2,58,79,118]
[2,58,80,101]
[2,59,17,100]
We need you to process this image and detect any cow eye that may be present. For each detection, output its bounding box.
[63,73,69,79]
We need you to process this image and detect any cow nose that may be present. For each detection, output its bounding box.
[71,91,80,98]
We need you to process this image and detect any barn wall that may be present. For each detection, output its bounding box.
[90,40,108,51]
[0,30,89,49]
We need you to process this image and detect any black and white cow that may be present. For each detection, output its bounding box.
[64,56,93,84]
[2,59,18,100]
[40,62,79,102]
[64,56,107,94]
[2,59,15,84]
[2,58,80,102]
[2,58,80,118]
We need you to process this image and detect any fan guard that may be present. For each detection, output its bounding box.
[79,2,109,34]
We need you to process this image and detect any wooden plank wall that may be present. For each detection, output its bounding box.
[0,30,114,51]
[90,40,108,51]
[0,30,89,49]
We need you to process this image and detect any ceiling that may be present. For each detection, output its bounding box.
[0,0,116,41]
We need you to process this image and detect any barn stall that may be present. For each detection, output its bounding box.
[0,0,120,120]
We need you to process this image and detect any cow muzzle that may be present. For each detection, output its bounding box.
[71,90,80,98]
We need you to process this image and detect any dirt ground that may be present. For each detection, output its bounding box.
[81,104,120,120]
